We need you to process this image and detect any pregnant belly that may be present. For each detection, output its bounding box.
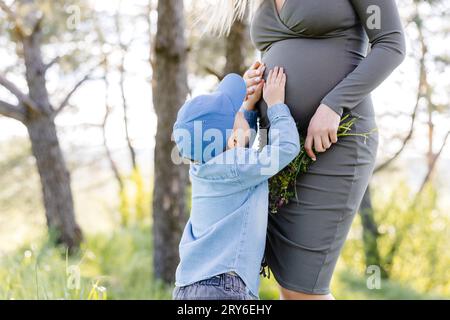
[257,37,357,132]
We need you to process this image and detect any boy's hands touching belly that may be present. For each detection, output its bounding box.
[263,66,286,107]
[244,61,339,163]
[243,62,265,111]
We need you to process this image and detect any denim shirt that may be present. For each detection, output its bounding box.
[175,103,300,298]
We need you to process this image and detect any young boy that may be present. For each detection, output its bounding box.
[172,66,300,300]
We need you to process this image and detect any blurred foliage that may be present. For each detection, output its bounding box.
[0,218,446,300]
[0,0,103,95]
[0,138,40,215]
[118,167,152,227]
[1,140,449,299]
[340,182,450,297]
[0,224,172,300]
[1,0,449,300]
[259,269,443,300]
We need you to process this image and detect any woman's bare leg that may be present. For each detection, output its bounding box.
[279,286,335,300]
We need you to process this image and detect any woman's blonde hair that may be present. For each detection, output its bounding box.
[203,0,264,36]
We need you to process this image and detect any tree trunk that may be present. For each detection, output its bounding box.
[427,103,434,171]
[0,1,84,252]
[359,185,388,278]
[152,0,189,283]
[26,114,82,251]
[22,21,82,251]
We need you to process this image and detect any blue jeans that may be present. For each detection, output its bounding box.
[173,273,258,300]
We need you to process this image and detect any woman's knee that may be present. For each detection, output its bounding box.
[279,286,335,300]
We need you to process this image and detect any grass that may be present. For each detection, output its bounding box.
[0,223,444,300]
[0,224,172,300]
[333,271,444,300]
[259,269,441,300]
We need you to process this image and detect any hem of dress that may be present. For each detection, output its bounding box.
[269,266,331,296]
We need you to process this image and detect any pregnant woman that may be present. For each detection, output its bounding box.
[207,0,406,299]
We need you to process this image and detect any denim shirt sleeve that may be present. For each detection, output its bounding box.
[234,103,300,189]
[241,109,258,131]
[241,108,258,146]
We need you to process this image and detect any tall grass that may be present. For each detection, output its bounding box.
[340,182,450,298]
[0,180,448,300]
[0,224,172,300]
[0,221,443,300]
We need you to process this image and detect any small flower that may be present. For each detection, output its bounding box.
[24,250,32,259]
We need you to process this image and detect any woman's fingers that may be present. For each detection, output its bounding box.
[314,135,325,153]
[304,135,316,161]
[321,134,331,150]
[305,104,341,159]
[329,129,338,144]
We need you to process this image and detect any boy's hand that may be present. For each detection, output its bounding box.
[263,66,286,108]
[243,80,264,111]
[243,62,265,111]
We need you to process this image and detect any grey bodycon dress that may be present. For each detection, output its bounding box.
[251,0,406,294]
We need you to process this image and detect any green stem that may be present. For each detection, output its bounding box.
[269,115,376,214]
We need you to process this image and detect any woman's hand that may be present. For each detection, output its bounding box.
[305,104,340,161]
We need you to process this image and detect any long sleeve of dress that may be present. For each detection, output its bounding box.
[321,0,406,116]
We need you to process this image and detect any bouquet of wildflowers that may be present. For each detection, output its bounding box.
[268,115,375,214]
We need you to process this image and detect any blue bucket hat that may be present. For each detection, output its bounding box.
[173,73,247,163]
